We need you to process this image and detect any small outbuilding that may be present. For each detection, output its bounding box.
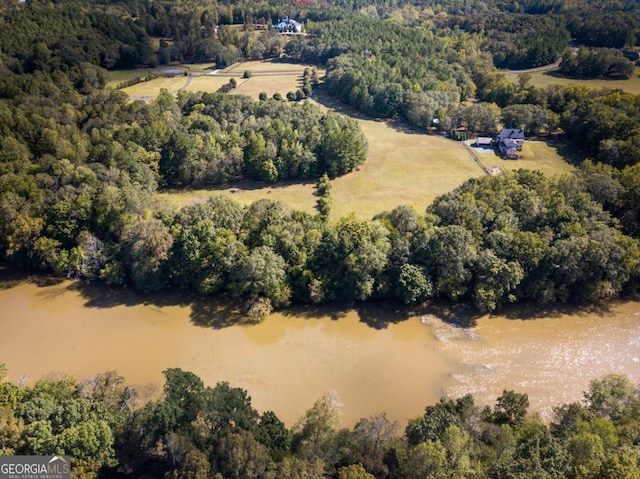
[476,137,493,148]
[498,128,524,159]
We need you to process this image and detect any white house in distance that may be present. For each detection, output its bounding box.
[273,17,303,33]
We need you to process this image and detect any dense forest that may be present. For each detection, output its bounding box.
[1,0,640,477]
[1,364,639,479]
[1,0,640,319]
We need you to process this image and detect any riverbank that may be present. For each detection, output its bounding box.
[1,270,639,427]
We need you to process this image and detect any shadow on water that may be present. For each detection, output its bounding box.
[279,300,413,330]
[189,296,261,328]
[494,299,619,321]
[416,301,482,328]
[0,266,66,290]
[70,280,255,329]
[3,266,634,330]
[68,280,187,310]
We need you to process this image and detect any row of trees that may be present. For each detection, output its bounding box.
[559,47,636,80]
[2,0,640,314]
[3,154,639,318]
[1,364,639,479]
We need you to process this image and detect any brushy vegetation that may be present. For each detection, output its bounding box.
[2,0,640,320]
[1,364,639,479]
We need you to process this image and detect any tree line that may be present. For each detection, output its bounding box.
[1,364,639,479]
[1,0,640,316]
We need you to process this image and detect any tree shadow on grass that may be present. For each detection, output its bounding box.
[542,134,584,166]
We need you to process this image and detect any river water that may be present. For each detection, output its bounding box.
[1,272,639,427]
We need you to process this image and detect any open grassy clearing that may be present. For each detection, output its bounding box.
[158,181,319,214]
[473,141,577,177]
[183,76,237,93]
[109,59,319,99]
[232,75,303,99]
[106,69,153,88]
[160,89,575,219]
[121,76,190,97]
[504,67,640,95]
[500,141,576,176]
[329,120,483,219]
[224,59,316,74]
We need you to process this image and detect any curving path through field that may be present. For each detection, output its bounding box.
[500,58,561,74]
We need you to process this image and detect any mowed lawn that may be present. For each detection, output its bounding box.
[106,69,153,89]
[121,76,190,97]
[158,124,483,220]
[183,76,235,93]
[500,141,576,176]
[225,59,315,74]
[233,75,304,99]
[504,67,640,95]
[124,63,575,219]
[329,121,483,219]
[472,140,576,177]
[109,59,318,100]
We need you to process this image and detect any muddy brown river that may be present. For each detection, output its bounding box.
[1,273,639,427]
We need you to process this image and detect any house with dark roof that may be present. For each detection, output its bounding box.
[498,128,524,159]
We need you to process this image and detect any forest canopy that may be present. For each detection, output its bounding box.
[1,365,639,479]
[1,0,640,318]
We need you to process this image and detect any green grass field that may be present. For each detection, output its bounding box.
[504,68,640,95]
[232,75,304,99]
[501,141,576,176]
[121,76,190,97]
[160,89,575,219]
[116,63,576,219]
[183,76,237,93]
[225,60,314,73]
[106,69,154,89]
[109,59,317,99]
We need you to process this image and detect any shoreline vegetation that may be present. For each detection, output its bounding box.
[1,0,640,475]
[1,0,640,322]
[1,362,639,479]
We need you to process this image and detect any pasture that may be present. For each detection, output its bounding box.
[106,69,153,89]
[504,67,640,95]
[109,59,317,100]
[183,76,236,93]
[110,62,575,219]
[121,75,190,97]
